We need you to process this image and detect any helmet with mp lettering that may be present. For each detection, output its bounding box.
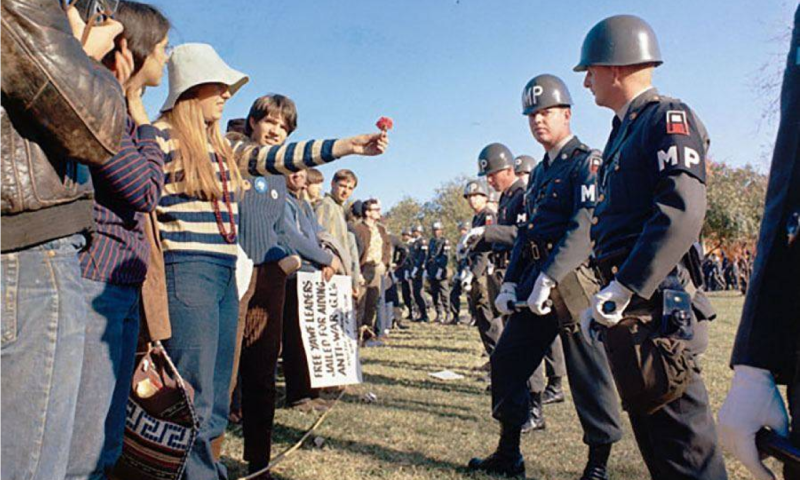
[514,155,537,175]
[463,180,489,198]
[521,74,573,116]
[477,143,515,177]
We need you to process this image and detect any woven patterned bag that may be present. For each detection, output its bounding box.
[112,342,199,480]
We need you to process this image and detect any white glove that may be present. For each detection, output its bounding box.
[579,308,599,344]
[436,269,443,281]
[464,227,485,248]
[461,271,474,290]
[527,273,556,315]
[494,282,517,316]
[411,267,419,278]
[590,280,633,327]
[718,365,789,480]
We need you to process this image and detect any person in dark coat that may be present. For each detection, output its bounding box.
[718,6,800,480]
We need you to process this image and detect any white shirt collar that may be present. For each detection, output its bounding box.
[546,134,575,164]
[616,86,656,121]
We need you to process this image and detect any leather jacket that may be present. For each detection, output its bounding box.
[1,0,126,252]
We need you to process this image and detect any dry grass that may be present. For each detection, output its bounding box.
[220,292,783,479]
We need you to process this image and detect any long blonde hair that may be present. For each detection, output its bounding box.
[160,95,242,200]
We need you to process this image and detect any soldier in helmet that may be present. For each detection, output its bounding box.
[576,15,727,479]
[462,180,500,348]
[426,221,452,323]
[449,221,471,324]
[397,228,417,320]
[464,143,555,431]
[410,224,431,322]
[469,73,623,480]
[514,155,537,186]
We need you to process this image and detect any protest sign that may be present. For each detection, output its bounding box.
[297,271,362,388]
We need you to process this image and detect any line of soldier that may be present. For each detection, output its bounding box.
[460,14,729,480]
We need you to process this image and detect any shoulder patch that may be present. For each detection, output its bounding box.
[666,110,689,136]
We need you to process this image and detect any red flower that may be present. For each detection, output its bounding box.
[376,116,394,132]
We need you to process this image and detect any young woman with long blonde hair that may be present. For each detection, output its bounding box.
[154,43,388,478]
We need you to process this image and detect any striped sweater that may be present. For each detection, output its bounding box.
[153,123,340,266]
[79,116,165,285]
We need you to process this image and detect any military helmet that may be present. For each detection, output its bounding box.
[514,155,537,175]
[401,228,411,236]
[458,221,469,230]
[477,143,515,177]
[574,15,663,72]
[414,225,424,233]
[463,180,488,198]
[432,221,443,230]
[521,74,573,116]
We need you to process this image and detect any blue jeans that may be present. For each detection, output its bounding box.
[1,233,89,480]
[164,261,238,480]
[65,278,140,480]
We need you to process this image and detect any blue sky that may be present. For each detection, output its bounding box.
[141,0,797,208]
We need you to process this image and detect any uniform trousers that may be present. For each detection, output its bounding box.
[401,278,415,317]
[412,275,429,320]
[486,267,563,392]
[471,273,502,355]
[449,278,462,320]
[490,307,623,447]
[429,277,450,319]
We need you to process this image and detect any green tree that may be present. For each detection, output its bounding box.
[703,161,768,252]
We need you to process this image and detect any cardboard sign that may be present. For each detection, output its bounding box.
[297,271,362,388]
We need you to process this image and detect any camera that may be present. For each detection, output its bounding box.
[69,0,119,24]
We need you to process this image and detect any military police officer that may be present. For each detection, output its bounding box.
[514,154,537,186]
[449,221,471,324]
[410,225,431,322]
[577,15,727,479]
[462,180,500,350]
[397,229,417,320]
[469,74,623,480]
[718,7,800,480]
[426,221,452,323]
[464,143,558,431]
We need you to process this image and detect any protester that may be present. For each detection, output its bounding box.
[230,94,387,474]
[279,169,342,409]
[316,169,363,298]
[1,2,126,478]
[353,199,393,342]
[65,3,170,478]
[305,167,324,207]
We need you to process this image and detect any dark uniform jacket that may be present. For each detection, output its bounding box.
[391,236,410,277]
[477,179,526,260]
[505,136,599,294]
[412,237,429,276]
[592,88,710,302]
[731,6,800,383]
[426,236,451,280]
[469,207,495,277]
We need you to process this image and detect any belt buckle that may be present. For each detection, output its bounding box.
[531,243,540,261]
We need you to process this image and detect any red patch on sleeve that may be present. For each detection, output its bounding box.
[666,110,689,136]
[590,157,602,173]
[485,216,494,226]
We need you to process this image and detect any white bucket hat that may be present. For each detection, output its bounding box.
[160,43,249,113]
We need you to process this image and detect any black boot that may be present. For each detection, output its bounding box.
[580,444,611,480]
[542,377,565,405]
[395,319,410,330]
[521,392,546,433]
[468,424,525,477]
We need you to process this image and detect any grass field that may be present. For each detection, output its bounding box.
[220,292,783,479]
